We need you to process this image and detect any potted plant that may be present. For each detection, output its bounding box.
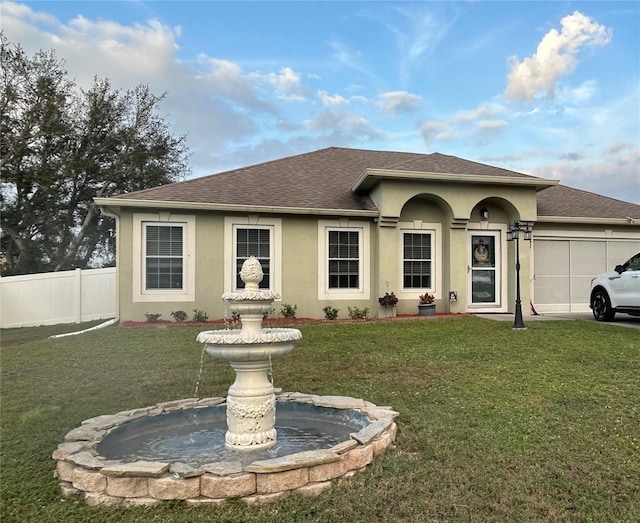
[418,293,436,316]
[378,292,399,308]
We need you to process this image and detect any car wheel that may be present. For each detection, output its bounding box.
[591,289,615,321]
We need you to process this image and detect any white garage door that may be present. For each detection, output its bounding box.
[533,239,640,313]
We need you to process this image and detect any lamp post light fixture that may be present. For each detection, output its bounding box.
[507,221,532,330]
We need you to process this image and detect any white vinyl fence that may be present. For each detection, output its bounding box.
[0,267,116,328]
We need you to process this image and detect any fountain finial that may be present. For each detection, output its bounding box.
[240,257,263,290]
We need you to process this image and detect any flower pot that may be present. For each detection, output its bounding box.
[380,305,397,318]
[418,304,436,316]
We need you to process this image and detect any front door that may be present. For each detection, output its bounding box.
[469,232,501,309]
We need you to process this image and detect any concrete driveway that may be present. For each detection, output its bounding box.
[474,312,640,329]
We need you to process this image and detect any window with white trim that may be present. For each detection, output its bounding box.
[403,231,433,289]
[224,217,281,295]
[327,229,361,290]
[132,214,195,303]
[234,226,271,289]
[144,223,185,290]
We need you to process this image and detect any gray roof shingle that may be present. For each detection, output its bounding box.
[536,184,640,220]
[106,146,640,220]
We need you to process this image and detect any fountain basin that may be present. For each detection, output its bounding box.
[197,327,302,344]
[95,402,370,466]
[197,328,301,361]
[53,392,398,507]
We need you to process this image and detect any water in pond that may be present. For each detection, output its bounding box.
[96,402,369,467]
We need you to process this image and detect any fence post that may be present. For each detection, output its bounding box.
[75,268,82,324]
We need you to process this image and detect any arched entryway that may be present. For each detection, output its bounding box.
[465,198,521,313]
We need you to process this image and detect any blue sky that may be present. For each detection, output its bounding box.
[2,1,639,203]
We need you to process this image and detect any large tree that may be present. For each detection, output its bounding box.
[0,34,190,275]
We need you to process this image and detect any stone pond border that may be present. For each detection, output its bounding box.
[53,391,398,507]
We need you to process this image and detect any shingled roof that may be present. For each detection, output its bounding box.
[536,184,640,220]
[103,146,640,220]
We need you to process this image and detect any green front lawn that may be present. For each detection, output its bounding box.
[0,319,110,347]
[1,317,638,522]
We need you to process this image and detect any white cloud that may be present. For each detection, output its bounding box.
[1,3,191,105]
[327,39,376,80]
[387,5,458,86]
[304,109,388,142]
[377,91,422,116]
[505,11,611,102]
[453,103,504,123]
[196,57,270,111]
[532,149,640,204]
[555,80,598,106]
[251,67,310,101]
[328,40,362,68]
[318,90,348,107]
[418,103,508,147]
[2,1,57,27]
[475,120,508,131]
[0,2,313,174]
[607,142,637,156]
[418,121,455,144]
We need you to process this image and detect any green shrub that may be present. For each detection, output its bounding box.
[322,305,339,320]
[263,307,275,320]
[280,303,297,318]
[347,306,369,320]
[192,309,209,322]
[144,312,162,323]
[170,310,188,322]
[378,292,398,307]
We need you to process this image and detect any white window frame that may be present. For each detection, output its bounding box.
[318,220,370,300]
[224,216,282,295]
[232,225,273,291]
[143,223,186,291]
[132,213,196,303]
[397,221,442,299]
[401,230,435,291]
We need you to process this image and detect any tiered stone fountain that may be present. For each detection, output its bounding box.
[196,257,302,450]
[52,258,398,506]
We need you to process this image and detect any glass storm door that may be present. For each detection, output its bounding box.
[469,232,501,306]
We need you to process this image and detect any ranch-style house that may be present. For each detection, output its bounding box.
[95,147,640,322]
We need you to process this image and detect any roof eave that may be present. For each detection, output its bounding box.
[536,216,640,225]
[94,197,379,218]
[352,168,559,192]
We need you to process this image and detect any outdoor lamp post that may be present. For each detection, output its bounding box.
[507,221,532,330]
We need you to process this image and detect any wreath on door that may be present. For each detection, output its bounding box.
[474,243,489,263]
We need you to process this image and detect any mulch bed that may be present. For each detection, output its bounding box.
[121,313,469,329]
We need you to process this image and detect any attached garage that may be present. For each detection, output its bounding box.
[533,235,640,313]
[530,185,640,314]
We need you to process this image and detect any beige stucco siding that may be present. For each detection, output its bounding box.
[281,216,318,307]
[370,180,538,315]
[370,180,538,222]
[279,216,375,318]
[115,209,378,322]
[117,211,133,315]
[117,211,225,323]
[194,213,225,313]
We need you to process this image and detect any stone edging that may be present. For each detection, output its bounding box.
[53,391,398,507]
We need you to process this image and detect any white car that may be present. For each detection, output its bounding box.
[590,252,640,321]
